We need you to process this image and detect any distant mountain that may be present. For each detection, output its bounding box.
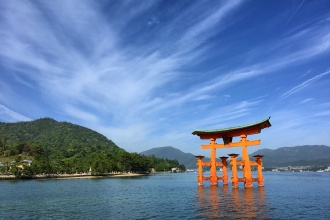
[141,145,330,169]
[251,145,330,167]
[140,146,198,169]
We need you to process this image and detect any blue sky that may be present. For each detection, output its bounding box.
[1,0,330,156]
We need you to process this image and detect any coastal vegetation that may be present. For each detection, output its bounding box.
[0,118,185,178]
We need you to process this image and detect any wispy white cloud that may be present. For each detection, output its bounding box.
[299,98,314,104]
[1,0,327,125]
[285,0,306,25]
[193,95,214,101]
[1,1,330,153]
[0,105,31,122]
[313,111,330,117]
[192,99,264,129]
[278,70,330,102]
[178,0,243,53]
[64,104,99,123]
[0,1,247,144]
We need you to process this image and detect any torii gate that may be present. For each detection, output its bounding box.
[192,117,271,187]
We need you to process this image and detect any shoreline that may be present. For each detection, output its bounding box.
[0,172,149,180]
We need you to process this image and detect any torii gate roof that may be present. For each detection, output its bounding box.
[192,117,271,139]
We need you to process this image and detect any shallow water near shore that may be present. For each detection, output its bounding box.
[1,172,329,219]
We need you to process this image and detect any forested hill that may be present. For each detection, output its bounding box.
[0,118,122,156]
[0,118,185,177]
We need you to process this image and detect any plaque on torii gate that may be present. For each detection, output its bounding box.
[192,117,271,187]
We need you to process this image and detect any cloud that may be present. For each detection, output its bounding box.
[299,98,314,104]
[314,111,330,117]
[285,0,306,25]
[278,69,330,102]
[0,1,246,122]
[1,1,330,153]
[193,95,214,101]
[0,105,31,122]
[1,0,327,125]
[64,104,99,123]
[178,0,243,52]
[192,99,264,129]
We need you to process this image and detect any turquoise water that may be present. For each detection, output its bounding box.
[0,172,329,219]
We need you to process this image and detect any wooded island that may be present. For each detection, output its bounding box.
[0,118,185,179]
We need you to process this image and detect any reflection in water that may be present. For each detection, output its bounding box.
[196,185,269,219]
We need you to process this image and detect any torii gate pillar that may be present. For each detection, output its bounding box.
[229,153,239,188]
[209,138,218,185]
[253,155,264,186]
[195,155,205,186]
[219,156,229,185]
[241,134,253,187]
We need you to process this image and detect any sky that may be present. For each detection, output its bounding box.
[1,0,330,157]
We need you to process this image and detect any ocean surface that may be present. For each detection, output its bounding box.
[0,172,329,219]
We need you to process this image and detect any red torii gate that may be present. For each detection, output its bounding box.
[192,117,271,187]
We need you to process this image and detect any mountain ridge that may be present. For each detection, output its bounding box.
[141,145,330,168]
[251,145,330,167]
[141,146,198,169]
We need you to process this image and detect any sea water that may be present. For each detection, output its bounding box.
[0,172,329,219]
